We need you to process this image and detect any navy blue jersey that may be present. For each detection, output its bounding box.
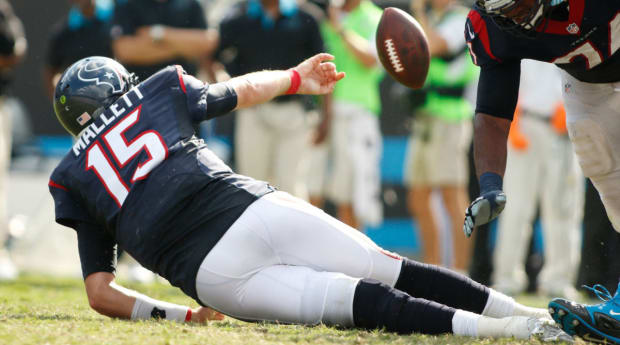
[466,0,620,119]
[49,66,273,302]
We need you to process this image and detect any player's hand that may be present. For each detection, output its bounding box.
[463,190,506,237]
[191,307,225,323]
[294,53,345,95]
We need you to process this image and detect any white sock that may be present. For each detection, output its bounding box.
[513,303,551,319]
[482,289,551,319]
[477,315,531,339]
[452,310,480,337]
[482,289,515,318]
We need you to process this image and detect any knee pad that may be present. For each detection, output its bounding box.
[394,258,489,314]
[353,278,455,334]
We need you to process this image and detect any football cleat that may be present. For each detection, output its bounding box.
[527,317,574,343]
[549,283,620,344]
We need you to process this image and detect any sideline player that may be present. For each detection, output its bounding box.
[49,55,568,341]
[463,0,620,343]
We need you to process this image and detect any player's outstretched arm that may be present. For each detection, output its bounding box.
[229,53,345,110]
[463,113,511,237]
[84,272,224,323]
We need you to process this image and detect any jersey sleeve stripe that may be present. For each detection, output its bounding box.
[49,179,69,191]
[467,10,501,62]
[175,65,187,94]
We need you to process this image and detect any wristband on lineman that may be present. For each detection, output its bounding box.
[479,172,503,194]
[131,293,191,322]
[285,69,301,95]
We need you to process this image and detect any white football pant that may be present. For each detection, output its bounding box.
[561,71,620,232]
[195,191,403,325]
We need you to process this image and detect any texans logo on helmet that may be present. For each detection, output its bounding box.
[77,59,125,94]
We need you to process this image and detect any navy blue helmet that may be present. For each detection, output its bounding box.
[53,56,138,136]
[475,0,553,37]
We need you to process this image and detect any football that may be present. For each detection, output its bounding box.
[376,7,430,89]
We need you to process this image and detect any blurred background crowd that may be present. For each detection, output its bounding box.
[0,0,618,301]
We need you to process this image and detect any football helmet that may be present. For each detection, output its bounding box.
[475,0,553,37]
[53,56,138,136]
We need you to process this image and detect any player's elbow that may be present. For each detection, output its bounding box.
[84,272,116,316]
[87,289,107,313]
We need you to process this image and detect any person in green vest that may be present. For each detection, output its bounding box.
[405,0,478,271]
[319,0,384,230]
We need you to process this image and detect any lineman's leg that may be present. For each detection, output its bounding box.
[562,71,620,232]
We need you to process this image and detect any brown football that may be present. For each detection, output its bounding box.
[376,7,430,89]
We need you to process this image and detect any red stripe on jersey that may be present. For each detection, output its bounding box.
[175,65,187,94]
[49,179,68,191]
[468,10,501,62]
[538,0,585,35]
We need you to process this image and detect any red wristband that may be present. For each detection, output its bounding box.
[285,69,301,95]
[185,309,192,322]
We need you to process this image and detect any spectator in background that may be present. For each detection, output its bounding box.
[492,60,583,298]
[110,0,218,83]
[321,0,383,230]
[44,0,115,98]
[0,0,26,281]
[406,0,476,271]
[215,0,330,200]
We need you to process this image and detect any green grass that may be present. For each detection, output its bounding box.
[0,274,583,345]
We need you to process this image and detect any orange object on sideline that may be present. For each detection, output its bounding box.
[508,105,529,151]
[551,102,567,135]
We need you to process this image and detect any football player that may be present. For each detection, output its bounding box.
[464,0,620,343]
[49,55,567,341]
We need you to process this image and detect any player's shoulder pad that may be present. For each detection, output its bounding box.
[48,162,70,193]
[140,65,187,93]
[465,9,501,64]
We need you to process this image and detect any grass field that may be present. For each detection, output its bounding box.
[0,274,584,345]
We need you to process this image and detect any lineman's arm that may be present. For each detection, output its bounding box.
[84,272,223,322]
[473,113,510,179]
[462,60,520,237]
[229,53,345,110]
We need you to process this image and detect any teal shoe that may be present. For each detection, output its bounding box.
[548,283,620,344]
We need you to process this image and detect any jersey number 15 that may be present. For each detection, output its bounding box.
[86,106,168,207]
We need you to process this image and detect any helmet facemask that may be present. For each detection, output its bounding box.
[475,0,553,38]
